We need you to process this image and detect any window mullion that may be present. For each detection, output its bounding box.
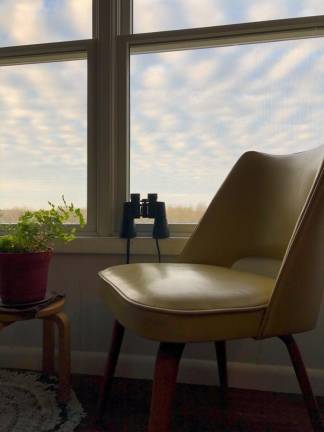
[0,40,93,62]
[95,0,129,236]
[128,15,324,54]
[114,1,133,236]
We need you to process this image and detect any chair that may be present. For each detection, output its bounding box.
[97,146,324,432]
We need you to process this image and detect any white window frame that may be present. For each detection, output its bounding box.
[1,1,324,254]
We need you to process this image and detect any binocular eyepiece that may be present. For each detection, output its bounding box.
[120,193,170,239]
[129,193,157,219]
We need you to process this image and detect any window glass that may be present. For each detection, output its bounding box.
[0,0,92,47]
[130,38,324,223]
[133,0,324,33]
[0,60,87,223]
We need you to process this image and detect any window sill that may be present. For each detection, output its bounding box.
[54,236,188,256]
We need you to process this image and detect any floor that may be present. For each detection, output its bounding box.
[73,376,323,431]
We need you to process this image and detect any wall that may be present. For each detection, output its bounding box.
[1,252,324,395]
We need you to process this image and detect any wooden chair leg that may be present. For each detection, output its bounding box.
[51,312,71,403]
[96,320,125,421]
[42,318,55,375]
[215,341,228,404]
[148,342,185,432]
[279,335,324,432]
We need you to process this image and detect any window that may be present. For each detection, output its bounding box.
[130,38,324,223]
[0,0,94,232]
[1,1,324,244]
[0,60,87,224]
[126,2,324,227]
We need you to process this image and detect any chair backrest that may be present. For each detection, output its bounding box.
[261,148,324,337]
[180,146,324,336]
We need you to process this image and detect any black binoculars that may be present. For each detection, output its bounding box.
[120,193,170,239]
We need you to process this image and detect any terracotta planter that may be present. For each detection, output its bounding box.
[0,249,53,304]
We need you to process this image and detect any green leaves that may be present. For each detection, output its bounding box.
[0,196,85,253]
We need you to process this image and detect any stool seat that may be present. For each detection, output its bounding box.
[0,297,65,323]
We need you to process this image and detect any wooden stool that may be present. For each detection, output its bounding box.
[0,297,71,403]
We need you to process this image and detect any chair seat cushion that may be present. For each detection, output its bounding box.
[99,263,275,342]
[100,263,275,314]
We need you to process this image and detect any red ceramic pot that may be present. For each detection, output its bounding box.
[0,249,53,304]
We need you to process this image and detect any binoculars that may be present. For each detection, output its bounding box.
[120,193,170,239]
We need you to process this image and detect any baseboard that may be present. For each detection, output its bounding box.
[1,345,324,395]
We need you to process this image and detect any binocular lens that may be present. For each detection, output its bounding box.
[120,202,136,238]
[130,194,141,218]
[153,202,169,239]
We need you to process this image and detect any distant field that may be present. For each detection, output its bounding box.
[0,208,88,225]
[164,204,206,224]
[0,204,207,225]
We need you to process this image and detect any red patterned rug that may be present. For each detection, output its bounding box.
[74,376,323,431]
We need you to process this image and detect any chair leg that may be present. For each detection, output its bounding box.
[51,312,71,403]
[96,319,125,421]
[279,335,324,432]
[215,341,228,404]
[42,318,55,375]
[148,342,185,432]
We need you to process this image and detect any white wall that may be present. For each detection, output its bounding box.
[1,253,324,395]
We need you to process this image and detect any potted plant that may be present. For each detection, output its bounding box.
[0,197,85,305]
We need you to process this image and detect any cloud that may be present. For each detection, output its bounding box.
[266,45,312,81]
[133,0,170,33]
[0,0,91,46]
[0,59,87,208]
[0,1,89,210]
[247,2,288,22]
[67,0,92,37]
[177,0,225,29]
[133,0,324,33]
[142,65,168,88]
[2,0,324,217]
[2,0,43,46]
[131,36,324,210]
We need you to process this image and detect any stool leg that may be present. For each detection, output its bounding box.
[52,312,71,403]
[42,318,55,375]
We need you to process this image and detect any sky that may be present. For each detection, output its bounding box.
[0,0,91,211]
[1,1,324,220]
[131,0,324,209]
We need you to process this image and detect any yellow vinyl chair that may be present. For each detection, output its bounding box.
[97,146,324,432]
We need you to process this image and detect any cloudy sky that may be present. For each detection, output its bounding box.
[1,1,324,222]
[0,0,91,212]
[134,0,324,32]
[131,0,324,210]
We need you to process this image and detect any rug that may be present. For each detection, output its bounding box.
[0,370,86,432]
